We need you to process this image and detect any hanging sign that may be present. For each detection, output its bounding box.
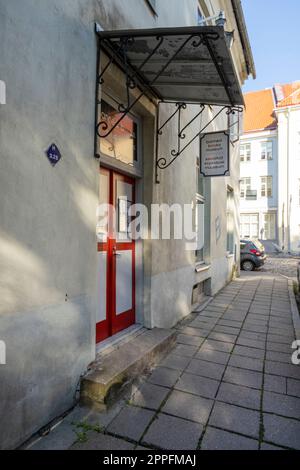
[200,131,229,177]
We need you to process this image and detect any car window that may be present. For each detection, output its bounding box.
[251,240,264,251]
[240,242,247,250]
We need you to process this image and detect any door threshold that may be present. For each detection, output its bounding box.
[95,324,144,358]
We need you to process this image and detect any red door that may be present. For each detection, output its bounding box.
[96,168,135,343]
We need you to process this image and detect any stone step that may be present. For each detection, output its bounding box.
[80,328,176,408]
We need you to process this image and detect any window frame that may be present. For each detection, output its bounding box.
[99,94,143,174]
[261,141,273,161]
[261,176,273,198]
[226,187,235,254]
[240,143,251,162]
[240,177,251,199]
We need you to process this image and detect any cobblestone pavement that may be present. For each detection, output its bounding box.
[261,255,299,279]
[28,273,300,451]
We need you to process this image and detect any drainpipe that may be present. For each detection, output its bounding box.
[287,108,291,253]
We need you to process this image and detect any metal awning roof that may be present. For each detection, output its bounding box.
[96,25,244,107]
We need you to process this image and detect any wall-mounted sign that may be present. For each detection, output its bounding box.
[45,143,61,167]
[200,131,229,177]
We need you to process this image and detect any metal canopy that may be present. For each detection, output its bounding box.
[96,25,244,108]
[95,25,244,183]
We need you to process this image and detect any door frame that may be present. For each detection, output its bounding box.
[96,166,137,343]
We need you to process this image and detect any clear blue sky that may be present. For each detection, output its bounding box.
[242,0,300,92]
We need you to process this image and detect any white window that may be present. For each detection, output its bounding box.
[263,213,276,240]
[261,141,273,160]
[240,214,259,239]
[240,143,251,162]
[261,176,273,198]
[240,177,251,199]
[298,179,300,206]
[227,187,234,253]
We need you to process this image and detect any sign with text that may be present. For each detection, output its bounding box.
[200,131,229,177]
[45,143,61,167]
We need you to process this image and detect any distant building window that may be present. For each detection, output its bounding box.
[240,177,251,199]
[240,143,251,162]
[240,214,259,239]
[261,176,273,198]
[227,187,234,253]
[145,0,157,14]
[263,213,276,240]
[261,141,273,160]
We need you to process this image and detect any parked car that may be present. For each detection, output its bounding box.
[297,261,300,290]
[240,239,267,271]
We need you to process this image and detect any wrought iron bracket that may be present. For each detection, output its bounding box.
[94,28,226,148]
[155,102,243,183]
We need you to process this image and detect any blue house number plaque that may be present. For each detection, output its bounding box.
[45,143,61,166]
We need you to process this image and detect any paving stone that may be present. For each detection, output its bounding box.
[216,382,261,410]
[233,345,265,360]
[266,341,291,353]
[148,367,182,389]
[263,391,300,419]
[173,343,198,358]
[213,325,240,335]
[189,320,215,330]
[160,353,191,371]
[186,359,226,380]
[239,331,267,342]
[224,366,263,389]
[208,332,237,343]
[201,427,259,450]
[287,378,300,398]
[264,374,286,394]
[175,372,219,399]
[177,334,204,347]
[201,339,234,353]
[228,355,263,372]
[237,337,265,350]
[217,320,243,328]
[131,383,169,410]
[266,350,292,364]
[267,334,294,345]
[209,401,260,438]
[71,432,135,450]
[29,422,77,450]
[263,414,300,450]
[162,390,213,425]
[181,327,209,338]
[143,413,203,450]
[195,348,230,365]
[107,406,155,442]
[242,324,268,334]
[265,361,300,380]
[260,442,285,450]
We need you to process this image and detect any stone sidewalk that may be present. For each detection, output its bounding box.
[28,273,300,451]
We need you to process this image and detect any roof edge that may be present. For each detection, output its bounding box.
[231,0,256,79]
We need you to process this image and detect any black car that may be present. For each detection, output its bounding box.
[240,239,267,271]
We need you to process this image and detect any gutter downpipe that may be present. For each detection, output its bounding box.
[231,0,256,79]
[287,108,291,253]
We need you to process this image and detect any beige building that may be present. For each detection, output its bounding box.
[0,0,254,448]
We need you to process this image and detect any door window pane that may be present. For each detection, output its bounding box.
[100,100,138,166]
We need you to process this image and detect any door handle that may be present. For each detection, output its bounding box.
[112,247,121,257]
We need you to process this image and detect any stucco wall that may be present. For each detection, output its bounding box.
[0,0,249,448]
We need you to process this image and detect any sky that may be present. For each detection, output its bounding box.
[242,0,300,93]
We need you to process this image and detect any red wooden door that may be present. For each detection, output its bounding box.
[96,168,135,343]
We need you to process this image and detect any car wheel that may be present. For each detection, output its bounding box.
[242,260,255,271]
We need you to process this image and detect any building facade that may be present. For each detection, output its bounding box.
[0,0,254,449]
[240,82,300,253]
